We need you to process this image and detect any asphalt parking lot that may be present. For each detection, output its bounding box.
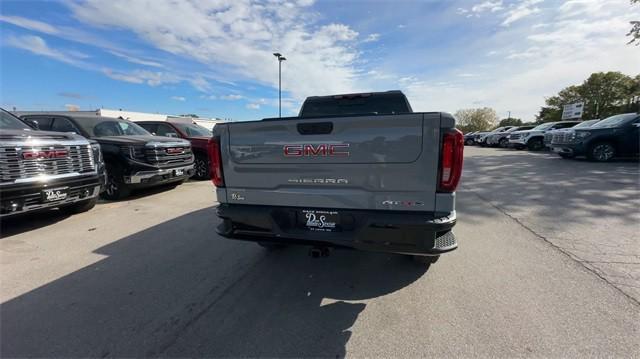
[1,147,638,357]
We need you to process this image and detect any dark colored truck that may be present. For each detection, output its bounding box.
[134,120,212,179]
[208,91,463,264]
[551,113,639,161]
[1,109,104,217]
[17,112,195,200]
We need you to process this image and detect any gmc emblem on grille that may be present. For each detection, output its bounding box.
[166,147,184,155]
[283,144,350,157]
[22,150,68,160]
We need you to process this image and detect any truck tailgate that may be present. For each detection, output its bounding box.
[218,113,442,212]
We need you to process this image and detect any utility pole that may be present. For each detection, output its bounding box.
[507,110,511,120]
[273,53,286,117]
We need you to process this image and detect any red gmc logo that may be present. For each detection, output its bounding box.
[22,150,68,160]
[283,144,350,157]
[166,147,184,154]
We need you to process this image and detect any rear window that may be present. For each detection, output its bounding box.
[299,93,412,118]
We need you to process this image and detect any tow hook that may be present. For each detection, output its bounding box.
[309,246,330,258]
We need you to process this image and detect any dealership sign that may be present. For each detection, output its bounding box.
[562,102,584,120]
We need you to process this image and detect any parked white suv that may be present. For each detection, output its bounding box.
[508,121,580,151]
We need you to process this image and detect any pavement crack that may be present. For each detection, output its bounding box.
[470,191,640,307]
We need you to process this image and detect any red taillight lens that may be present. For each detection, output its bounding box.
[438,129,464,192]
[207,137,224,187]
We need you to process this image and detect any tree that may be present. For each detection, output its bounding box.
[536,72,637,122]
[454,107,498,133]
[498,117,523,127]
[628,0,639,45]
[579,72,634,118]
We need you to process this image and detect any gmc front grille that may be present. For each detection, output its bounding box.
[0,144,95,184]
[144,146,193,167]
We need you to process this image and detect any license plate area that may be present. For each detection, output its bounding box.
[297,209,341,232]
[42,187,69,202]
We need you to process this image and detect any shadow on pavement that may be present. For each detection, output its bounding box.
[459,149,640,226]
[0,182,189,238]
[0,207,429,357]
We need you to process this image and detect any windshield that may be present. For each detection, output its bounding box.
[76,117,151,137]
[0,109,31,130]
[573,120,600,129]
[532,123,554,131]
[173,122,212,137]
[590,113,638,129]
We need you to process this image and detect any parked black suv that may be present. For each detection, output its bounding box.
[1,109,104,217]
[17,112,195,199]
[551,113,639,161]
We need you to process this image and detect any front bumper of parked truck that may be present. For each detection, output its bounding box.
[0,174,102,217]
[215,204,458,256]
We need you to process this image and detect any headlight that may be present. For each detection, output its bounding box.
[91,143,103,163]
[576,131,591,139]
[121,145,145,160]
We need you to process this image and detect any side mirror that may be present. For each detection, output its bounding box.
[30,120,40,130]
[631,123,640,128]
[151,132,157,136]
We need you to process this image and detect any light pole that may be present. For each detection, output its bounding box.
[273,52,286,117]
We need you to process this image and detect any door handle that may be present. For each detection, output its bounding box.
[297,122,333,135]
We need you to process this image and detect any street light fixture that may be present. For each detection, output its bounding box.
[273,52,286,117]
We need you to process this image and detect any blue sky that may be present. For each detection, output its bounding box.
[1,0,638,121]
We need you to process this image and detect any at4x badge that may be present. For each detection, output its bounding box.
[382,200,424,207]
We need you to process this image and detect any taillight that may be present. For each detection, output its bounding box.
[207,137,224,187]
[438,129,464,192]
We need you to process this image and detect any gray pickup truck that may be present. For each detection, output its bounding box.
[209,91,463,264]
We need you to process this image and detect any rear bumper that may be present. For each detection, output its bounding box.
[215,204,457,256]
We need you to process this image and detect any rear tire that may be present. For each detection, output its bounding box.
[527,138,544,151]
[412,255,440,265]
[193,154,210,180]
[101,164,131,201]
[61,197,98,214]
[465,139,474,146]
[588,142,616,162]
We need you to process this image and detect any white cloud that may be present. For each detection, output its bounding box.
[4,35,89,68]
[472,0,504,13]
[363,33,380,43]
[0,15,59,34]
[102,68,180,86]
[221,94,243,100]
[109,51,164,68]
[246,103,260,110]
[501,0,543,27]
[66,0,366,100]
[400,1,639,120]
[171,96,186,101]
